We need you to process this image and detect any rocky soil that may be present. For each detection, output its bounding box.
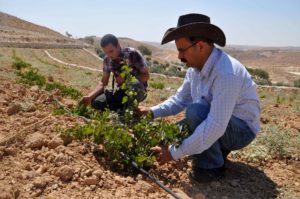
[0,70,299,199]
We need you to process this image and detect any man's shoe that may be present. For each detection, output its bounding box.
[189,165,226,183]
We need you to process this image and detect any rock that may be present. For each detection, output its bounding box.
[33,177,48,189]
[48,136,64,149]
[25,132,47,149]
[30,85,39,92]
[114,176,124,185]
[229,180,240,187]
[54,166,75,181]
[60,135,73,146]
[48,76,54,82]
[82,176,99,186]
[93,170,103,178]
[0,151,4,160]
[64,99,76,109]
[37,165,49,174]
[7,103,21,115]
[54,153,70,166]
[84,169,93,177]
[4,147,17,156]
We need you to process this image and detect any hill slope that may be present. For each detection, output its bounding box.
[0,12,87,48]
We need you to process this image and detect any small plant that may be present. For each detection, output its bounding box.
[150,82,165,90]
[62,61,188,167]
[276,95,285,104]
[45,82,82,100]
[52,107,66,116]
[137,45,152,56]
[231,125,299,164]
[18,68,46,87]
[12,57,31,70]
[294,79,300,88]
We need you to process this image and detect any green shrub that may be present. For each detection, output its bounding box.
[165,67,186,78]
[231,125,299,163]
[294,79,300,88]
[137,45,152,56]
[62,62,188,168]
[45,82,82,100]
[150,82,165,90]
[12,57,31,70]
[18,68,46,87]
[95,47,105,58]
[149,64,165,74]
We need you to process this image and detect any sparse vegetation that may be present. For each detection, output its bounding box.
[95,47,105,58]
[62,63,188,167]
[150,82,165,90]
[11,56,82,99]
[294,79,300,87]
[138,45,152,56]
[247,67,271,85]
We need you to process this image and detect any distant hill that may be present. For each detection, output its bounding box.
[0,11,299,83]
[0,11,88,48]
[143,41,300,83]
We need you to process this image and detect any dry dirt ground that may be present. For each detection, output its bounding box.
[0,67,299,199]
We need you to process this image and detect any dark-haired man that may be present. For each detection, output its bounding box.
[138,14,260,183]
[80,34,149,111]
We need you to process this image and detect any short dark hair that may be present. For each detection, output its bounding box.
[189,36,213,46]
[100,34,119,48]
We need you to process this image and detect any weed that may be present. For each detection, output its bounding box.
[276,95,285,104]
[12,57,31,70]
[52,107,66,116]
[45,82,82,100]
[150,82,165,90]
[18,68,46,87]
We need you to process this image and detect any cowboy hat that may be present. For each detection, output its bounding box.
[161,13,226,47]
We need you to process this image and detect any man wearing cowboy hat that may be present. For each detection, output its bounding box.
[139,13,260,183]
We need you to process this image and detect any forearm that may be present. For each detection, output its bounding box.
[88,81,105,99]
[138,72,149,83]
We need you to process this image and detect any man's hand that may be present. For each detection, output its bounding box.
[137,106,153,118]
[151,145,174,165]
[79,96,92,106]
[115,75,125,85]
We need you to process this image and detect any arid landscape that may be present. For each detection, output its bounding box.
[0,11,299,199]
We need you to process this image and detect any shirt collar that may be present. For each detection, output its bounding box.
[200,47,221,78]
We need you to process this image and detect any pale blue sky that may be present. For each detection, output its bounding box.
[1,0,300,47]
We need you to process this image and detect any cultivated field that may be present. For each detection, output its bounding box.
[0,47,299,199]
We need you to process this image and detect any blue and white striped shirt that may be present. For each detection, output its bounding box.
[151,47,261,160]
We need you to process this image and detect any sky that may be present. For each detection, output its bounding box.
[1,0,300,47]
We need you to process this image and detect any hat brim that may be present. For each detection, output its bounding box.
[161,23,226,47]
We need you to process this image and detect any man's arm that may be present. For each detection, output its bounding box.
[138,66,149,83]
[80,72,110,105]
[169,74,242,161]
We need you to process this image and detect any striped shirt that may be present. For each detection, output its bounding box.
[151,47,261,160]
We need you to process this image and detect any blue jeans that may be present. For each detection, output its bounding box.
[184,103,255,169]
